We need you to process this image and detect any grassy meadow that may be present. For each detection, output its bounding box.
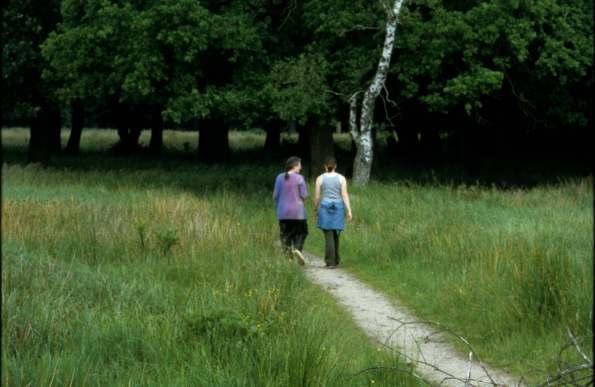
[2,127,593,385]
[2,128,419,386]
[307,178,593,382]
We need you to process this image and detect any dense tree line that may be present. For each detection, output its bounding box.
[2,0,592,181]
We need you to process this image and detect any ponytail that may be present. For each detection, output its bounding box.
[324,156,337,172]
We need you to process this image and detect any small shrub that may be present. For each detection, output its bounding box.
[155,226,179,259]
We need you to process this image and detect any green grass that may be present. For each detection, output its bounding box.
[2,127,592,385]
[1,128,420,386]
[307,179,593,383]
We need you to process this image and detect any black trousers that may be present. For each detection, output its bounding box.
[323,230,341,266]
[279,220,308,252]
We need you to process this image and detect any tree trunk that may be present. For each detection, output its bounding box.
[308,119,335,177]
[350,0,405,185]
[116,126,129,145]
[115,103,130,153]
[352,140,373,182]
[29,109,50,164]
[113,103,142,155]
[420,126,441,164]
[297,122,310,160]
[394,125,419,159]
[129,120,142,146]
[149,107,164,155]
[198,117,230,162]
[65,99,84,155]
[47,103,62,154]
[461,120,480,180]
[28,100,61,163]
[264,122,281,154]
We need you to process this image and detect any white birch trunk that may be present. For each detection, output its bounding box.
[351,0,405,185]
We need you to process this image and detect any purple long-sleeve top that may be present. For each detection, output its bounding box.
[273,172,308,220]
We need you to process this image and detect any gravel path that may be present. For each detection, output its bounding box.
[303,252,524,387]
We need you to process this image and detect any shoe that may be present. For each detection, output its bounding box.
[325,264,337,269]
[285,250,294,261]
[292,249,306,266]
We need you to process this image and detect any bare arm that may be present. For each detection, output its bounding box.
[314,176,322,210]
[340,176,353,221]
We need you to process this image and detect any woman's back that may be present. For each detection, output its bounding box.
[321,172,342,201]
[274,172,308,220]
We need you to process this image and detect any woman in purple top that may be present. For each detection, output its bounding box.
[273,156,308,265]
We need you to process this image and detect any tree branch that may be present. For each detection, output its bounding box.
[358,318,593,387]
[359,0,404,134]
[279,0,298,29]
[566,327,592,366]
[349,92,361,142]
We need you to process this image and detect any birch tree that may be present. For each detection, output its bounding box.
[350,0,405,185]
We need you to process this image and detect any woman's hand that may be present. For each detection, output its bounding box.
[346,211,353,222]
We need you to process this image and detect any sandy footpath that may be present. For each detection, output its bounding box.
[302,252,524,386]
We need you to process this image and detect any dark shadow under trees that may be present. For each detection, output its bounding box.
[2,128,592,194]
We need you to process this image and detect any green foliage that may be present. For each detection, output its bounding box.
[423,67,504,113]
[391,0,593,124]
[2,0,61,119]
[265,53,331,124]
[42,0,265,123]
[5,0,593,146]
[303,0,385,96]
[299,0,591,129]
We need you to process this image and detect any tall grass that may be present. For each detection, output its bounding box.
[2,127,591,384]
[1,129,419,386]
[307,179,593,382]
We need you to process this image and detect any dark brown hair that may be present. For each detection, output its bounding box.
[324,156,337,172]
[284,156,301,180]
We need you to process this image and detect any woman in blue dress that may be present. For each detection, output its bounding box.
[314,157,353,268]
